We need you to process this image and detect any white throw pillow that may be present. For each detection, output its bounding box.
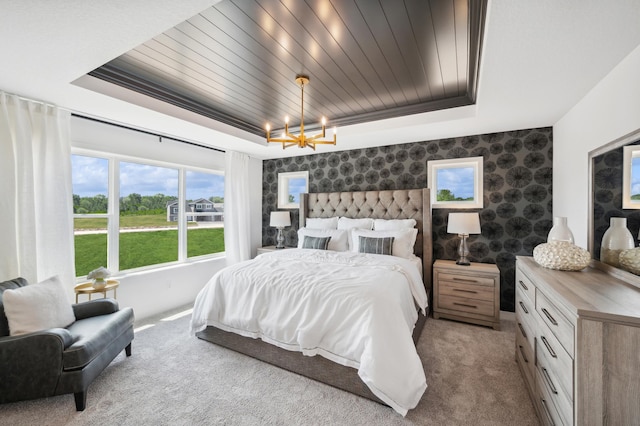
[351,228,418,259]
[337,217,374,250]
[3,275,75,336]
[305,217,339,230]
[337,217,374,231]
[297,228,349,251]
[373,218,417,231]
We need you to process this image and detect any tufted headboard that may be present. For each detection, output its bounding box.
[300,188,432,301]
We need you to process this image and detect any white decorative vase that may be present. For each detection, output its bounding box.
[92,278,107,289]
[600,217,635,267]
[547,217,574,244]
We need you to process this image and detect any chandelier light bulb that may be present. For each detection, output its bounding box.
[333,126,337,135]
[265,123,271,132]
[284,115,289,124]
[321,116,326,126]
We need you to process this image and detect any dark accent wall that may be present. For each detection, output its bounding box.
[262,127,553,311]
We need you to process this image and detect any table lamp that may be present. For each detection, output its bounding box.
[270,211,291,249]
[447,212,481,265]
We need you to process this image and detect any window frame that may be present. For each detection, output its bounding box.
[427,156,484,209]
[72,148,225,279]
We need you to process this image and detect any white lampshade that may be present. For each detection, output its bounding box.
[447,212,481,235]
[270,211,291,228]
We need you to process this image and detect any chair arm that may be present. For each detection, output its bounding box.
[72,298,120,320]
[0,329,74,403]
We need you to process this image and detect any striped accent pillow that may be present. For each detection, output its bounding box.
[302,236,332,250]
[358,236,394,255]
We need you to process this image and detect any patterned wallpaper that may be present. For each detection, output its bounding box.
[262,127,553,311]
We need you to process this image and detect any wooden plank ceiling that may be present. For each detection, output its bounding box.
[89,0,487,137]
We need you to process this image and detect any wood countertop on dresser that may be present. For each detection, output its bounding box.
[517,256,640,326]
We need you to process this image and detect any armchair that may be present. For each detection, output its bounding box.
[0,277,134,411]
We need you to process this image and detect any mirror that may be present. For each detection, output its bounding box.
[589,127,640,286]
[427,156,483,209]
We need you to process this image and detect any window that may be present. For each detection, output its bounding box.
[427,157,483,209]
[72,154,224,278]
[278,171,309,209]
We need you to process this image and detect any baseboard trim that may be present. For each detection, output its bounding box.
[500,310,515,321]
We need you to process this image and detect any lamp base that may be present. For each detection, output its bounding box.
[455,258,471,266]
[275,227,285,249]
[456,234,471,266]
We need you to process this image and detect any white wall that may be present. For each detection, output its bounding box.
[71,116,263,320]
[554,42,640,249]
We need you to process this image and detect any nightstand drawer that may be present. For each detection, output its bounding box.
[438,279,495,302]
[438,272,495,288]
[536,290,574,357]
[438,294,494,317]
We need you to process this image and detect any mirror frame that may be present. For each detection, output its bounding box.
[588,127,640,288]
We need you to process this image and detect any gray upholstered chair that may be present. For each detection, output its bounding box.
[0,277,134,410]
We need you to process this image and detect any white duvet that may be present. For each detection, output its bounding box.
[190,249,428,415]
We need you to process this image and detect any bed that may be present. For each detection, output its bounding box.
[191,188,432,415]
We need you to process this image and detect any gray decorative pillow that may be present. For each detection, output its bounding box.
[302,236,332,250]
[358,236,394,255]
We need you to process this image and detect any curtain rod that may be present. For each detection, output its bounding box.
[71,113,225,154]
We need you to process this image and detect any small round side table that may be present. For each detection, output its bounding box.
[74,279,119,303]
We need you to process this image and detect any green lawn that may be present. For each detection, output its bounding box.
[74,228,225,276]
[74,214,198,229]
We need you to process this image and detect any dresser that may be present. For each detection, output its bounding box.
[433,260,501,330]
[516,256,640,425]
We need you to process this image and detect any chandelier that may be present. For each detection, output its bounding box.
[265,74,337,150]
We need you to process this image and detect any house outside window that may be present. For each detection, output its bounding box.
[71,153,225,278]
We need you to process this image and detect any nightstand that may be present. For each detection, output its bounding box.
[256,245,291,255]
[433,259,500,330]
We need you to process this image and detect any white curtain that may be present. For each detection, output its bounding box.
[0,92,74,288]
[223,150,252,265]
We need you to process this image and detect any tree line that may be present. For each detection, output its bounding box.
[73,193,224,215]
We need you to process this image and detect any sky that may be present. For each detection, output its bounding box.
[288,177,307,203]
[632,157,640,198]
[71,155,224,199]
[436,166,474,198]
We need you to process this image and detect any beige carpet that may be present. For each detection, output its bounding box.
[0,307,539,425]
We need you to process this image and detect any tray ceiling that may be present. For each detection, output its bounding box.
[87,0,487,137]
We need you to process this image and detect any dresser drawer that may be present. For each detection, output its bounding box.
[536,290,575,356]
[438,294,494,317]
[438,279,495,302]
[516,287,536,331]
[536,367,567,426]
[515,321,535,384]
[515,268,536,306]
[537,321,573,401]
[537,356,573,426]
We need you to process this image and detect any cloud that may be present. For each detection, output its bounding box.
[72,155,225,199]
[436,167,474,198]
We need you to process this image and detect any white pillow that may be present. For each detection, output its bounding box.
[373,218,417,231]
[297,228,349,251]
[337,217,374,231]
[337,217,374,250]
[351,228,418,259]
[3,275,75,336]
[305,217,339,230]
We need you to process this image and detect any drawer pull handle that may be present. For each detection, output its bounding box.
[453,302,477,309]
[518,345,529,363]
[541,336,557,358]
[452,288,478,294]
[518,301,529,314]
[452,277,478,284]
[517,322,527,339]
[518,280,528,291]
[541,307,558,326]
[540,398,556,426]
[541,367,558,394]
